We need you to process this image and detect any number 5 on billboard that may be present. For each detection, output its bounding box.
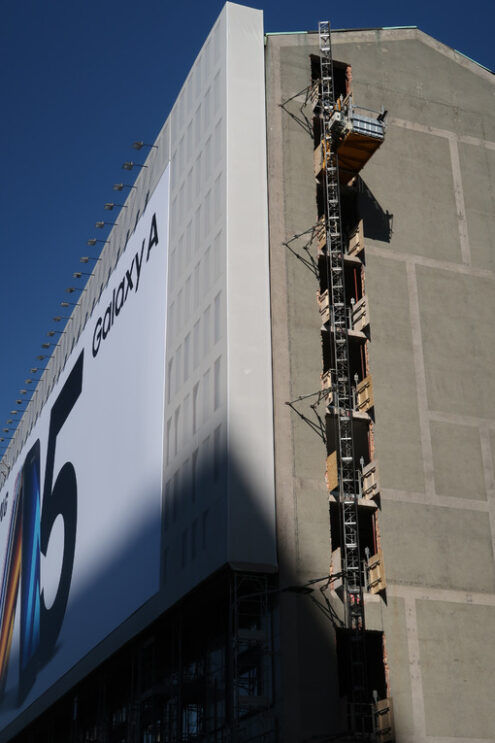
[39,351,83,662]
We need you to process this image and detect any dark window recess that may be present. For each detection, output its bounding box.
[367,632,387,699]
[329,501,376,562]
[310,54,350,99]
[340,187,360,241]
[325,419,372,475]
[310,53,320,83]
[358,507,377,562]
[353,419,372,469]
[344,263,363,305]
[313,114,322,148]
[321,329,333,374]
[348,340,367,384]
[320,327,366,382]
[332,62,349,99]
[316,180,325,219]
[330,501,342,551]
[318,259,329,293]
[336,629,387,701]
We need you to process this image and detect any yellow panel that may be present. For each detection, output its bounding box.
[362,460,380,501]
[314,142,324,178]
[356,375,374,412]
[315,215,326,254]
[374,698,395,742]
[317,289,330,324]
[348,219,364,256]
[337,131,383,183]
[325,451,338,492]
[368,549,386,594]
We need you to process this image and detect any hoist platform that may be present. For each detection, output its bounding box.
[328,98,386,184]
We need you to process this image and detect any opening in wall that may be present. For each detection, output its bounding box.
[336,629,387,704]
[340,187,359,241]
[320,331,368,389]
[310,54,351,99]
[325,418,372,471]
[329,501,376,563]
[345,263,363,305]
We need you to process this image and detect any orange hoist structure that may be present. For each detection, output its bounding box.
[315,94,387,185]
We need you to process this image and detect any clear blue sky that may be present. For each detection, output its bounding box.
[0,0,493,454]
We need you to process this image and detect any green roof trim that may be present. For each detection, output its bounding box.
[265,26,419,36]
[454,48,492,73]
[265,31,308,36]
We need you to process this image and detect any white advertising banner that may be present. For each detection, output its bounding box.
[0,166,170,730]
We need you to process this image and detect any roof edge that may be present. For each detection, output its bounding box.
[266,25,492,77]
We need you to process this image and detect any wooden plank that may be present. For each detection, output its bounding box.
[325,450,338,492]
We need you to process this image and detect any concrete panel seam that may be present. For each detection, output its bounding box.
[426,738,495,743]
[391,117,495,151]
[479,424,495,576]
[391,117,454,141]
[366,245,495,282]
[382,488,489,512]
[404,595,427,742]
[406,261,436,499]
[429,410,495,428]
[434,493,487,511]
[389,584,495,606]
[448,137,471,265]
[459,135,495,151]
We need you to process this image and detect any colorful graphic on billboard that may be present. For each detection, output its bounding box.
[0,166,169,731]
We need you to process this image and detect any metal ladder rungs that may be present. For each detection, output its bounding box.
[319,21,367,729]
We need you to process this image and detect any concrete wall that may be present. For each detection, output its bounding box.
[266,27,495,743]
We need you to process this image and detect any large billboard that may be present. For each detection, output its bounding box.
[0,166,169,732]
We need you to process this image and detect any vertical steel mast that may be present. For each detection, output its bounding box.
[318,21,370,735]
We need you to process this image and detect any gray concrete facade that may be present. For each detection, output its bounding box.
[266,27,495,743]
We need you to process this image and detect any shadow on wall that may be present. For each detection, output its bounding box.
[2,448,344,743]
[357,177,393,243]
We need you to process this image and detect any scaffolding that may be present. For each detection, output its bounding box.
[316,20,392,741]
[319,22,369,736]
[11,569,275,743]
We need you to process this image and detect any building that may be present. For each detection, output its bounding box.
[0,4,494,742]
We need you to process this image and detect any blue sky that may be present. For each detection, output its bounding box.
[0,0,493,455]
